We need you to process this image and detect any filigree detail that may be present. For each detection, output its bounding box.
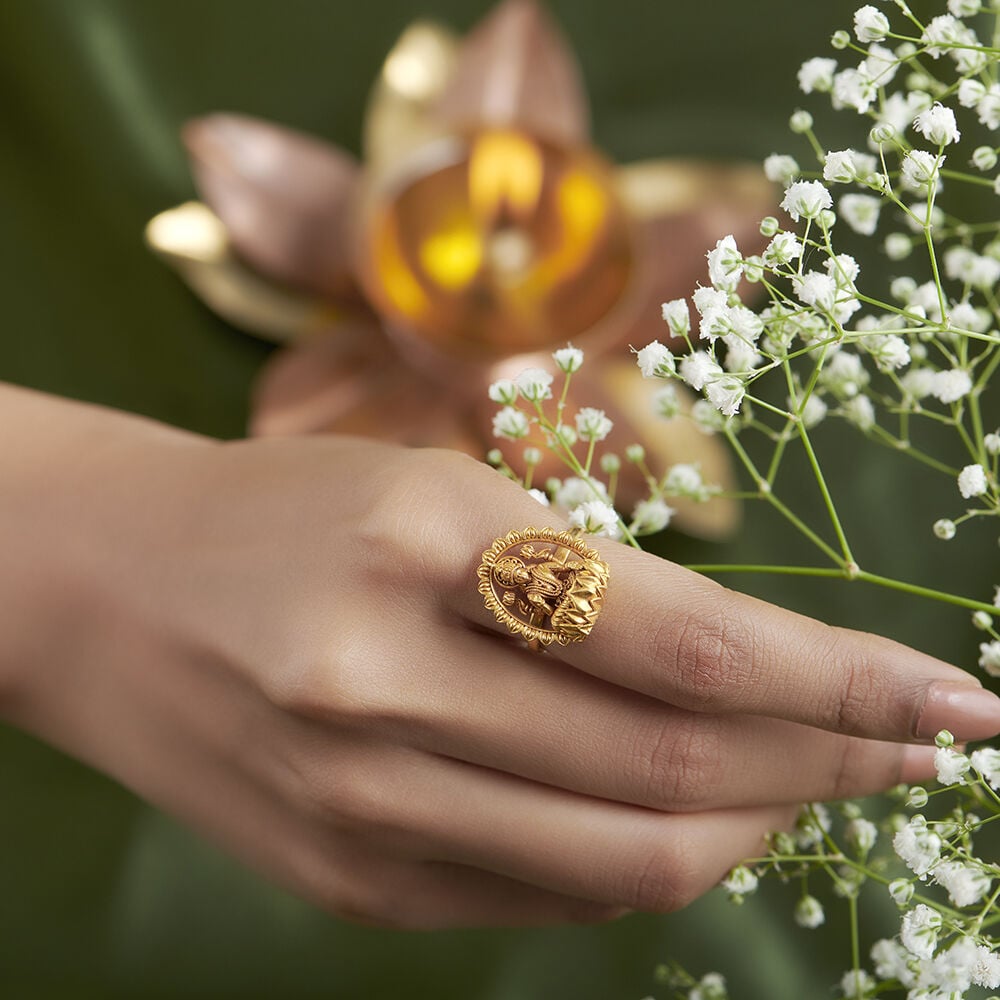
[477,527,609,646]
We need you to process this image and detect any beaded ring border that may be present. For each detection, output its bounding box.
[477,527,610,646]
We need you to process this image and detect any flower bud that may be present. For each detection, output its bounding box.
[830,29,851,49]
[625,444,646,463]
[600,452,621,474]
[486,448,504,466]
[888,878,914,906]
[907,786,929,808]
[869,122,897,144]
[935,730,955,748]
[933,518,956,540]
[972,146,998,172]
[522,447,542,466]
[973,610,993,630]
[759,216,780,237]
[790,109,814,133]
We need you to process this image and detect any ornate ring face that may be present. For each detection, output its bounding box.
[477,527,610,646]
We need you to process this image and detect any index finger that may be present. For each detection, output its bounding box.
[456,519,1000,744]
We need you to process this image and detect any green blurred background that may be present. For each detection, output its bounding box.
[0,1,995,997]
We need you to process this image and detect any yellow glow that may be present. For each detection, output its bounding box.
[468,130,543,225]
[558,168,606,244]
[375,219,428,318]
[419,217,482,289]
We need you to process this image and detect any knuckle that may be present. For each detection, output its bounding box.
[631,716,723,810]
[807,627,883,734]
[664,598,758,711]
[616,839,696,912]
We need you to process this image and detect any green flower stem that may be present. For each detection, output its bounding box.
[764,488,846,567]
[683,563,1000,615]
[868,423,958,476]
[797,419,855,565]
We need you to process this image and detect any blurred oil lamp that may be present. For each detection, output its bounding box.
[147,0,774,536]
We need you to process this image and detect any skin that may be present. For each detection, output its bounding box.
[1,383,999,931]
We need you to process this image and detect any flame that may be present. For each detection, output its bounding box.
[468,129,543,227]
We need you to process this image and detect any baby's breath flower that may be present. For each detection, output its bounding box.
[706,234,744,290]
[833,67,877,113]
[921,13,965,57]
[599,452,620,474]
[845,818,878,855]
[759,216,779,238]
[664,463,709,501]
[680,351,721,392]
[763,154,800,185]
[568,500,620,538]
[958,463,989,498]
[552,345,583,374]
[888,879,915,906]
[554,476,611,510]
[933,518,957,540]
[871,938,915,986]
[838,968,875,999]
[971,747,1000,787]
[913,102,961,145]
[823,149,877,183]
[985,432,1000,455]
[795,393,828,429]
[654,385,681,419]
[762,231,803,267]
[907,786,930,808]
[488,378,518,405]
[949,0,982,15]
[780,180,833,221]
[630,497,674,534]
[884,232,912,259]
[900,149,943,191]
[661,298,691,338]
[977,84,1000,129]
[794,895,825,929]
[854,5,890,42]
[979,639,1000,675]
[789,108,813,132]
[842,395,875,430]
[720,865,758,899]
[515,367,553,402]
[933,859,992,906]
[527,488,549,506]
[932,368,973,404]
[691,399,726,434]
[624,444,645,464]
[839,194,881,235]
[974,946,1000,990]
[973,609,993,630]
[894,816,942,876]
[689,972,728,1000]
[575,407,613,442]
[935,744,971,784]
[635,340,676,378]
[972,145,997,171]
[795,802,832,848]
[798,56,837,94]
[704,374,746,417]
[492,406,530,440]
[901,903,942,958]
[960,79,988,111]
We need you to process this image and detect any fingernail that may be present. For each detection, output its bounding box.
[900,745,937,784]
[915,682,1000,741]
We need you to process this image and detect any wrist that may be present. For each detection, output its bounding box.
[0,385,213,730]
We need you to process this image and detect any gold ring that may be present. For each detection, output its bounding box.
[477,528,610,647]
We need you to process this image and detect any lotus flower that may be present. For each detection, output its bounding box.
[147,0,774,536]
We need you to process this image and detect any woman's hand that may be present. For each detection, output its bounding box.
[2,386,998,930]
